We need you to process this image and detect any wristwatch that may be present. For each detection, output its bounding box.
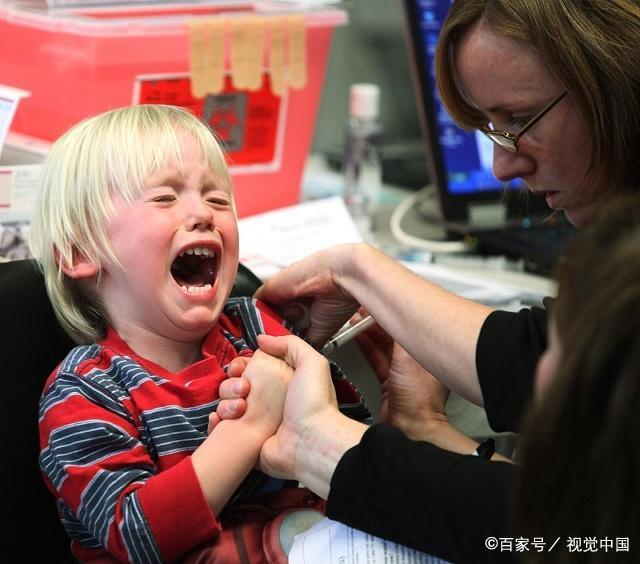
[473,438,496,460]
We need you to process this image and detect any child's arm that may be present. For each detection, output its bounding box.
[39,371,219,563]
[191,349,293,515]
[40,352,291,563]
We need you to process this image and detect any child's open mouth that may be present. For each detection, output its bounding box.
[170,247,217,294]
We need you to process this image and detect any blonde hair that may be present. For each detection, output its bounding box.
[29,105,231,344]
[435,0,640,196]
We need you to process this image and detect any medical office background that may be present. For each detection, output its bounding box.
[0,0,534,454]
[0,0,425,258]
[313,0,428,191]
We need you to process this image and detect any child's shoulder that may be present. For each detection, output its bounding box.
[42,342,111,401]
[222,296,292,337]
[50,340,136,388]
[57,342,106,376]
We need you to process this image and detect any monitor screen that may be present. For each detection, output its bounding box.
[408,0,523,196]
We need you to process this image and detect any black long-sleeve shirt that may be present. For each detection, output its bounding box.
[477,307,548,432]
[326,306,549,564]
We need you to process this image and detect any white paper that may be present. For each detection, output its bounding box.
[0,164,42,218]
[0,85,30,156]
[289,518,450,564]
[0,165,38,259]
[399,260,543,306]
[238,196,363,280]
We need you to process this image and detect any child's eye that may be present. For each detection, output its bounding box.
[152,195,176,203]
[206,196,231,206]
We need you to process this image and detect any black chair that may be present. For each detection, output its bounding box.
[0,259,262,562]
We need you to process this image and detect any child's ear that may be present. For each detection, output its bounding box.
[55,247,100,279]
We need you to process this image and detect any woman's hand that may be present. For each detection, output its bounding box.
[209,334,364,494]
[255,242,491,406]
[254,245,368,347]
[252,334,366,498]
[357,320,511,461]
[356,319,450,442]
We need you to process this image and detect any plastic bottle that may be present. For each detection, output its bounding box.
[343,83,383,238]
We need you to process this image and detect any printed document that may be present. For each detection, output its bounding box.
[289,518,450,564]
[238,196,363,280]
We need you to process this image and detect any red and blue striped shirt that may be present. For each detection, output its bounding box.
[39,297,370,562]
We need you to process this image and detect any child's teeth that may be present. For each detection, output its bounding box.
[180,247,214,258]
[185,284,212,294]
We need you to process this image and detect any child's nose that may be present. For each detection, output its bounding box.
[185,200,214,231]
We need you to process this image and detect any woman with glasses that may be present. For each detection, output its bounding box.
[213,1,640,562]
[436,1,640,228]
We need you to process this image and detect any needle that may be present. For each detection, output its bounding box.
[321,315,376,355]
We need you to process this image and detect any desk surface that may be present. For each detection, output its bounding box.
[302,154,557,299]
[370,192,556,300]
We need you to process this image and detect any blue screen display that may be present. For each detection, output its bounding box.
[414,0,523,195]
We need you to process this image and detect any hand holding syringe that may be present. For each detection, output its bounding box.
[320,314,375,356]
[284,301,375,355]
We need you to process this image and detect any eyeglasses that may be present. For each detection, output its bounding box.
[481,91,567,153]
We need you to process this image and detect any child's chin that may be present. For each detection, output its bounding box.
[178,316,219,337]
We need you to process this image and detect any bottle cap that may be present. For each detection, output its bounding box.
[349,83,380,120]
